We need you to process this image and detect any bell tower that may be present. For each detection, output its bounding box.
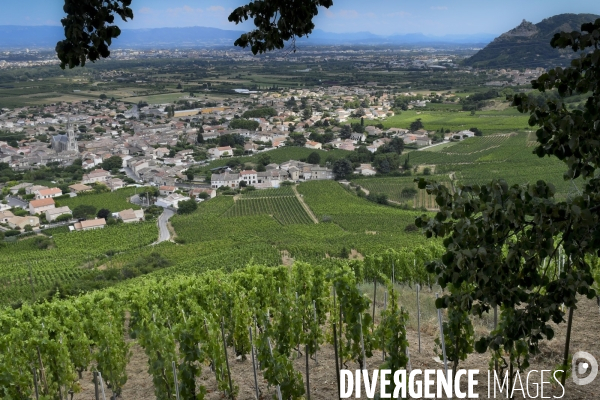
[66,119,78,152]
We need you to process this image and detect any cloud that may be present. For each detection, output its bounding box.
[167,6,204,16]
[430,6,448,10]
[207,6,225,12]
[389,11,411,17]
[338,9,360,19]
[138,7,153,14]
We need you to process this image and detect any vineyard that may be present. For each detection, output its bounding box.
[353,176,451,209]
[55,187,142,212]
[0,248,445,400]
[224,188,314,225]
[0,222,158,306]
[168,183,433,268]
[350,108,530,133]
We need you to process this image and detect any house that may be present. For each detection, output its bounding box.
[107,178,124,191]
[159,185,177,196]
[9,182,32,195]
[35,187,62,200]
[69,183,93,193]
[82,169,110,184]
[453,130,476,140]
[155,193,191,209]
[118,208,145,223]
[189,188,216,199]
[211,172,240,189]
[45,206,72,222]
[349,133,366,143]
[239,170,258,185]
[305,140,322,150]
[8,216,40,230]
[208,146,234,158]
[29,198,55,215]
[26,185,49,195]
[0,210,14,223]
[73,218,106,231]
[355,164,377,176]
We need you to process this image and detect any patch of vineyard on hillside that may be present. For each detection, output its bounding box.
[225,190,313,225]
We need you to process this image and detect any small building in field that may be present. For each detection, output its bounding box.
[72,218,106,231]
[69,183,93,193]
[8,215,40,230]
[155,193,191,209]
[189,188,216,199]
[45,206,72,222]
[118,208,145,223]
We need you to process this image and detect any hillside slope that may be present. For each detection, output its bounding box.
[464,13,600,69]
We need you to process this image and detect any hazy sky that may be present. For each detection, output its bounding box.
[2,1,598,36]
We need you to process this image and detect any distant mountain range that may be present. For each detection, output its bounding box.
[0,25,495,50]
[464,13,600,69]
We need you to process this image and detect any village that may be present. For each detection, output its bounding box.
[0,82,485,236]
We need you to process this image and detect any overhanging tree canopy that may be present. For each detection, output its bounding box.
[56,0,333,68]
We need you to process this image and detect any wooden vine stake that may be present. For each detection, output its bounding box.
[98,372,106,400]
[382,290,387,362]
[32,367,39,400]
[312,300,318,364]
[267,338,283,400]
[172,361,180,400]
[220,317,234,399]
[93,371,99,400]
[305,344,311,400]
[416,284,421,353]
[248,326,260,400]
[435,293,448,375]
[332,287,341,400]
[359,313,366,370]
[372,279,377,332]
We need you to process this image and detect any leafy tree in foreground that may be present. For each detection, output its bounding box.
[416,18,600,390]
[56,0,332,68]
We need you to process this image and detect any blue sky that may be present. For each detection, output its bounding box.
[2,1,598,36]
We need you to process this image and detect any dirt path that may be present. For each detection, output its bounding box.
[292,185,319,224]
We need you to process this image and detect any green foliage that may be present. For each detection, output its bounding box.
[242,107,277,119]
[332,158,353,180]
[57,187,142,212]
[417,19,600,384]
[177,199,198,215]
[72,204,97,220]
[101,155,122,171]
[307,151,321,165]
[229,0,333,54]
[229,118,259,130]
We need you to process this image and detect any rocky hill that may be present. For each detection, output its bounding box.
[464,13,600,69]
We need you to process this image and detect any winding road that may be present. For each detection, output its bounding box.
[156,208,175,243]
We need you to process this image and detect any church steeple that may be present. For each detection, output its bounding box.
[66,117,78,152]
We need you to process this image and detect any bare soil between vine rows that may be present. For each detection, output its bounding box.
[72,297,600,399]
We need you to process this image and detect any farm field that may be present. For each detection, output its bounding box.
[354,175,450,209]
[224,187,314,225]
[350,108,530,134]
[0,221,157,305]
[55,187,142,212]
[354,132,581,204]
